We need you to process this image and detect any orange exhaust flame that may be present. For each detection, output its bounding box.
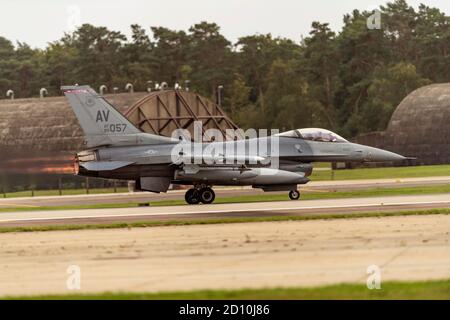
[0,155,76,175]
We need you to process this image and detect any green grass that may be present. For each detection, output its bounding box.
[311,164,450,181]
[6,280,449,300]
[2,183,450,213]
[311,162,331,169]
[0,208,448,234]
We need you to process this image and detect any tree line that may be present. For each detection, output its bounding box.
[0,0,448,137]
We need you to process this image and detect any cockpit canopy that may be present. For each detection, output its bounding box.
[276,128,348,143]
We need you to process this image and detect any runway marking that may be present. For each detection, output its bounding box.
[301,187,329,193]
[0,200,449,223]
[0,203,40,208]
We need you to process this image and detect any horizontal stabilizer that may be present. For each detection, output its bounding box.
[80,161,134,171]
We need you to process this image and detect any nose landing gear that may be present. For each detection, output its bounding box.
[185,186,216,205]
[289,189,300,200]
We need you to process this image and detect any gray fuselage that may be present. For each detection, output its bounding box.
[76,135,405,189]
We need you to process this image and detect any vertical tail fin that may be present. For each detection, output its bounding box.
[62,85,176,147]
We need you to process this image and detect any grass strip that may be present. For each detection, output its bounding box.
[6,280,450,300]
[310,164,450,181]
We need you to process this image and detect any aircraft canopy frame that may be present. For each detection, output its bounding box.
[276,128,348,143]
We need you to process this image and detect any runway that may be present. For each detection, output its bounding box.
[0,214,448,296]
[1,193,450,228]
[1,175,450,208]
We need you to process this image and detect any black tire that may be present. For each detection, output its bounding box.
[289,190,300,200]
[185,188,200,204]
[199,187,215,204]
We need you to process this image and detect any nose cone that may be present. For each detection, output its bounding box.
[363,146,406,162]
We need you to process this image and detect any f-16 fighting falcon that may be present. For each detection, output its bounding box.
[62,85,408,204]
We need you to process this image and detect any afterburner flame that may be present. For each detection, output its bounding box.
[0,155,75,175]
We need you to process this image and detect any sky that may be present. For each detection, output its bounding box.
[1,0,449,49]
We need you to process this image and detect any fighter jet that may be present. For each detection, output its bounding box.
[62,85,407,204]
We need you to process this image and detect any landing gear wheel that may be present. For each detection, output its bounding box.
[289,190,300,200]
[185,188,200,205]
[199,187,215,204]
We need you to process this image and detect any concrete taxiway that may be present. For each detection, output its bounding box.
[1,193,450,227]
[0,214,448,296]
[1,176,450,208]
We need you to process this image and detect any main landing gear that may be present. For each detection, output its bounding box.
[289,189,300,200]
[185,186,216,205]
[185,186,300,204]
